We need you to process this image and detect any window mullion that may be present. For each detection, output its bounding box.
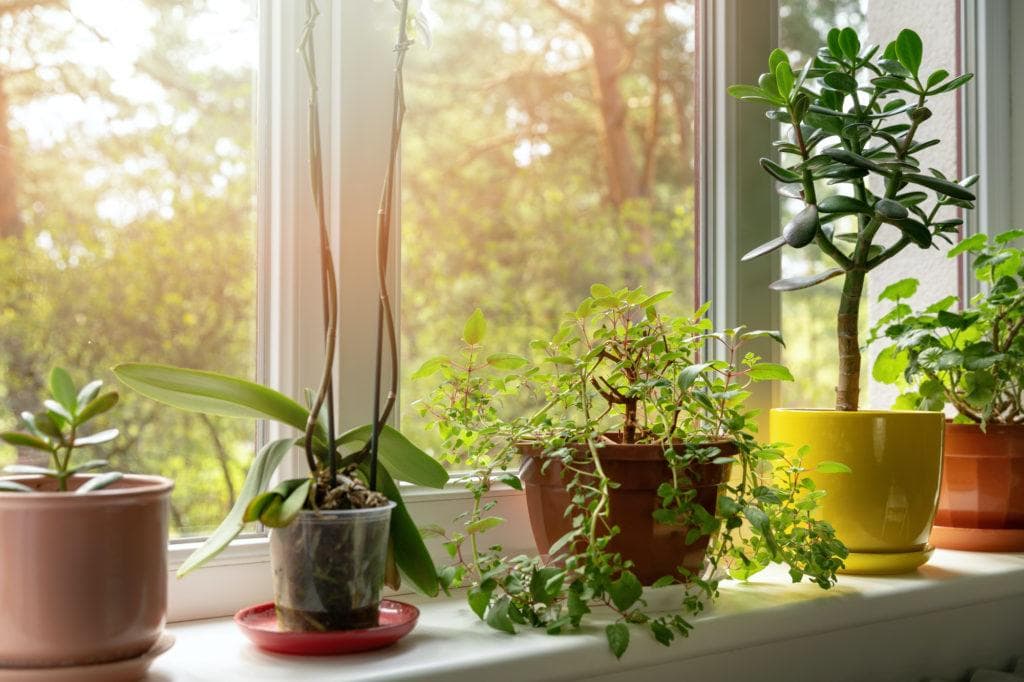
[699,0,780,419]
[332,0,398,432]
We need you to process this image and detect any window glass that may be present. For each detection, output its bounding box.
[400,1,699,456]
[0,0,258,537]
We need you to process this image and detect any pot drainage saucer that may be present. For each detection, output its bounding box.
[839,546,935,575]
[0,632,174,682]
[932,525,1024,552]
[235,599,419,656]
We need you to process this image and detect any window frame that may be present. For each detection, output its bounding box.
[166,0,992,622]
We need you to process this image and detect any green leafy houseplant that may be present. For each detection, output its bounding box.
[730,27,975,411]
[0,367,122,493]
[870,231,1024,426]
[112,0,448,620]
[415,286,847,657]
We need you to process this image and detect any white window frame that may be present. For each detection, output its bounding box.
[166,0,993,623]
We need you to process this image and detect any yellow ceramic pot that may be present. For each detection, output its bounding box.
[770,409,944,574]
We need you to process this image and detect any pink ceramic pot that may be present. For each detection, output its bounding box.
[0,474,173,667]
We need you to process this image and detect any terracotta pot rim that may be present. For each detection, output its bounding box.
[770,408,944,417]
[0,473,173,503]
[519,437,736,462]
[945,420,1024,430]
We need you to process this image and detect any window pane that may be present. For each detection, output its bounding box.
[776,0,962,409]
[776,1,868,408]
[400,1,698,456]
[0,0,257,537]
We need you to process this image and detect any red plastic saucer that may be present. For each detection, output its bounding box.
[234,600,419,656]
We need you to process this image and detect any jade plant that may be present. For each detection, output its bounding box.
[730,27,975,411]
[870,231,1024,427]
[110,0,448,594]
[415,286,848,656]
[0,367,122,493]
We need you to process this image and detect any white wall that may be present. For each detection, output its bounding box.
[865,0,961,408]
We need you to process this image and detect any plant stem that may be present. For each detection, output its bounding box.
[369,0,411,490]
[835,269,865,411]
[299,0,337,476]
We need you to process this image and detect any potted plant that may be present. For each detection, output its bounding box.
[730,27,975,572]
[0,368,173,668]
[415,287,848,656]
[870,231,1024,551]
[112,0,447,635]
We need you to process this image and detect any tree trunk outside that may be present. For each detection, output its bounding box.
[583,12,654,277]
[0,71,23,239]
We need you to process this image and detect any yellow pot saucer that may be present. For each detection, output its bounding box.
[839,546,935,575]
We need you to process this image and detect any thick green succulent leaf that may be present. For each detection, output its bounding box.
[113,363,316,437]
[727,84,779,105]
[0,432,53,452]
[73,429,119,447]
[929,73,973,94]
[818,195,870,214]
[741,235,786,262]
[890,218,932,248]
[782,204,819,247]
[826,28,843,59]
[769,268,845,292]
[336,424,448,489]
[76,392,119,425]
[177,437,294,577]
[895,29,923,77]
[871,76,918,94]
[823,71,857,93]
[3,464,57,476]
[838,27,860,60]
[75,472,124,494]
[822,148,884,173]
[874,198,909,221]
[903,173,975,201]
[66,459,109,476]
[759,158,801,183]
[768,48,789,76]
[50,368,78,416]
[76,380,104,412]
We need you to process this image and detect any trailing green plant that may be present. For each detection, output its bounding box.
[869,231,1024,427]
[730,26,975,412]
[110,0,449,593]
[415,286,848,657]
[0,367,122,493]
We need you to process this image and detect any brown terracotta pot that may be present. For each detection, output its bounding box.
[0,473,173,667]
[518,438,734,585]
[932,422,1024,551]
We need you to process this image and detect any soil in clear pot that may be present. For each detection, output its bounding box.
[270,502,395,631]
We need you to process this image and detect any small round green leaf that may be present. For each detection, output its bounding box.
[895,29,923,77]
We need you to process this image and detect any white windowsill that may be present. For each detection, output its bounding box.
[154,549,1024,682]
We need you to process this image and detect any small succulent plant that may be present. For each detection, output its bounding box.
[0,367,122,493]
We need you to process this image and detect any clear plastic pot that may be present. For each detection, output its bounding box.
[270,502,395,631]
